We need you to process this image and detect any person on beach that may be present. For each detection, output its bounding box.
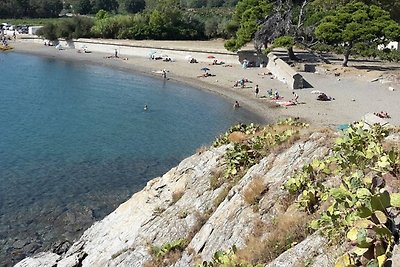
[144,105,148,111]
[114,49,118,58]
[240,78,245,88]
[162,69,167,79]
[255,84,259,97]
[274,90,280,99]
[234,101,240,108]
[267,89,273,98]
[292,91,299,103]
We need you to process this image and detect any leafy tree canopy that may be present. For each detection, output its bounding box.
[315,1,400,66]
[224,0,272,51]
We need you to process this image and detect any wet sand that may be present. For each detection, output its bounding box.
[11,40,400,128]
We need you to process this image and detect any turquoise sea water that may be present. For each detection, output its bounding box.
[0,52,263,265]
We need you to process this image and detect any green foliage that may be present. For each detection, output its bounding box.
[91,14,135,38]
[90,1,204,39]
[196,246,263,267]
[213,123,259,147]
[5,18,68,26]
[92,0,119,13]
[218,119,307,180]
[224,142,261,178]
[270,36,295,49]
[315,2,400,66]
[224,0,272,51]
[277,117,309,127]
[36,16,94,40]
[73,0,93,15]
[152,239,187,258]
[124,0,145,13]
[284,122,400,266]
[36,23,58,40]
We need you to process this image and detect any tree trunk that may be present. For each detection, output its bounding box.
[342,47,351,67]
[297,0,309,28]
[288,46,298,61]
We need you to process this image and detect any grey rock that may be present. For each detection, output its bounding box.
[16,134,340,267]
[265,233,327,267]
[15,252,60,267]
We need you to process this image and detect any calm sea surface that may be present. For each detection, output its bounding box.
[0,52,263,265]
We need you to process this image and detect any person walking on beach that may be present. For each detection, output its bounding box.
[162,69,167,79]
[255,84,259,98]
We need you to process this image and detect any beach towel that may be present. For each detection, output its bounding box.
[276,101,296,107]
[270,96,284,101]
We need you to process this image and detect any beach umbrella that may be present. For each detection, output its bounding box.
[207,55,215,59]
[201,67,210,72]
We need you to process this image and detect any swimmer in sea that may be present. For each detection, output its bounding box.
[144,105,148,111]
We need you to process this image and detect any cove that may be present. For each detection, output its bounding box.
[0,52,263,266]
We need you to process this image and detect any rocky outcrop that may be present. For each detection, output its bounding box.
[16,132,342,266]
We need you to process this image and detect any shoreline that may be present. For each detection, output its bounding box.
[12,41,272,124]
[10,39,400,128]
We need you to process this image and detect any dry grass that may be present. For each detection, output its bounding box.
[213,186,231,208]
[171,190,184,204]
[270,134,301,155]
[143,250,183,267]
[237,211,312,265]
[209,169,225,190]
[196,145,209,155]
[243,176,267,206]
[187,211,210,242]
[274,193,297,213]
[228,131,248,143]
[383,140,400,152]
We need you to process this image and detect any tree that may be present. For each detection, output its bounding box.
[269,35,297,60]
[73,0,93,14]
[124,0,145,13]
[37,23,58,40]
[31,0,63,17]
[315,2,400,66]
[224,0,272,51]
[92,0,119,13]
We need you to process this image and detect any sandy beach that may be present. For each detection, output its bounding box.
[10,39,400,128]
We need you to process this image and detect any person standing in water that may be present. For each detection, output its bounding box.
[144,105,148,111]
[234,101,240,108]
[162,69,167,79]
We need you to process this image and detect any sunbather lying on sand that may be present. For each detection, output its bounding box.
[317,93,335,101]
[197,72,215,78]
[374,111,391,118]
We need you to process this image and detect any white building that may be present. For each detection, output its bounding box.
[28,26,43,35]
[378,41,399,50]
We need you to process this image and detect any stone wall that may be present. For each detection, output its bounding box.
[20,37,240,65]
[267,53,304,89]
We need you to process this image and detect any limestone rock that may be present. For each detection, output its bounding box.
[16,133,337,267]
[15,252,60,267]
